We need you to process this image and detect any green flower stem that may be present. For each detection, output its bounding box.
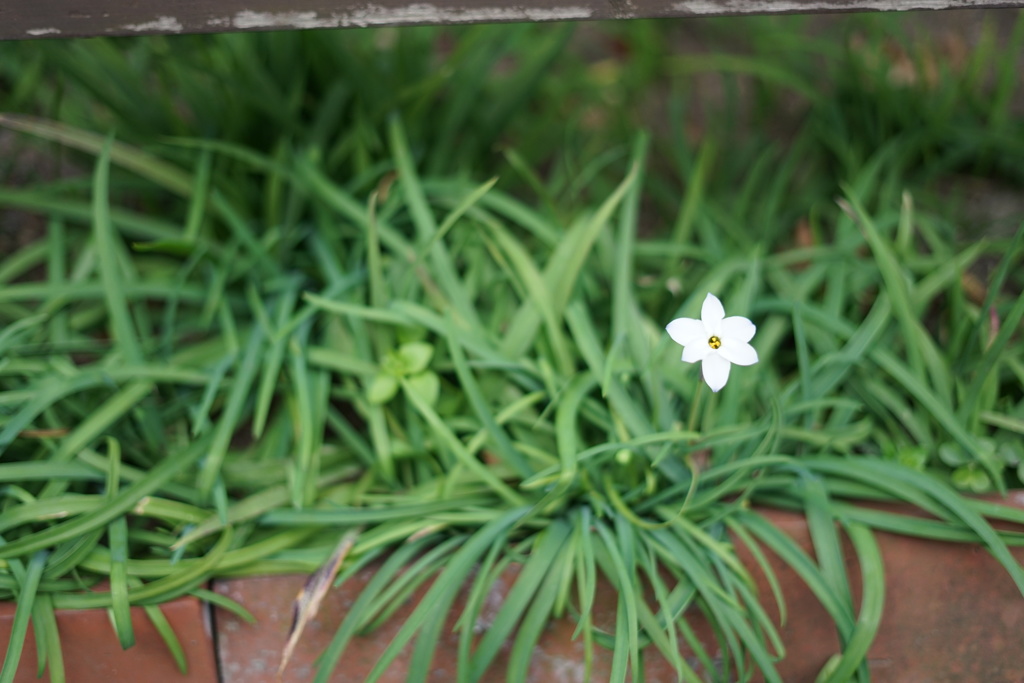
[686,381,705,435]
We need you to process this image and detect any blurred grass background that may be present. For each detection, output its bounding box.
[4,11,1024,271]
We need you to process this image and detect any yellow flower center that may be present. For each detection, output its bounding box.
[708,335,722,349]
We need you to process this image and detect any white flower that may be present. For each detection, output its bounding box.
[666,293,758,392]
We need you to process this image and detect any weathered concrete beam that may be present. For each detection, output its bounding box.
[2,0,1019,41]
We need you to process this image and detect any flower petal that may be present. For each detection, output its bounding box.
[721,316,756,343]
[666,317,706,347]
[681,343,712,364]
[702,353,731,392]
[701,293,725,332]
[719,339,758,366]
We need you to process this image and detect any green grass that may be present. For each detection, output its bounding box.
[0,11,1023,683]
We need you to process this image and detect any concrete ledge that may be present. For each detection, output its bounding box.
[3,0,1022,42]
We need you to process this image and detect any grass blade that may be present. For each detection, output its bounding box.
[0,550,48,683]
